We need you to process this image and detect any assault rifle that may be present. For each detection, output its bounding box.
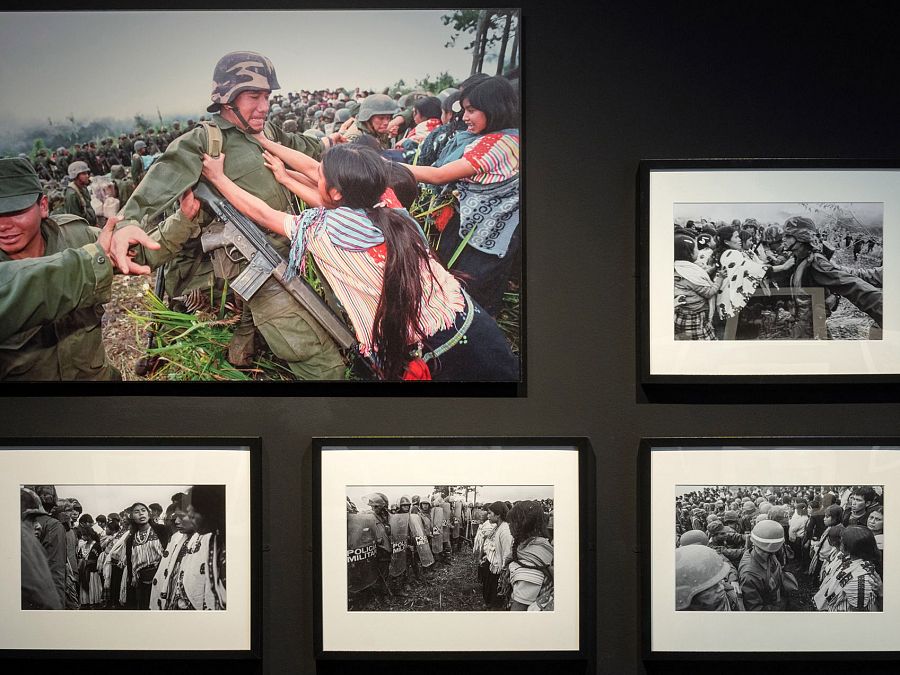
[193,181,379,378]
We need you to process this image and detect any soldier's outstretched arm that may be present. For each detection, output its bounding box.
[809,256,883,326]
[0,244,113,343]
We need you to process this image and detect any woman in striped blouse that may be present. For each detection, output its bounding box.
[124,502,169,609]
[403,76,520,316]
[200,141,518,381]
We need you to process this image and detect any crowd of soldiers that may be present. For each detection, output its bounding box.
[21,485,225,611]
[11,85,440,228]
[675,485,884,612]
[347,493,553,611]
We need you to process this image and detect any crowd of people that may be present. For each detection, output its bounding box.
[0,49,521,382]
[21,484,226,611]
[675,485,884,612]
[347,493,553,611]
[673,216,883,340]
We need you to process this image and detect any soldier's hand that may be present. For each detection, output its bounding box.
[96,215,120,258]
[201,152,226,183]
[109,226,160,275]
[179,189,200,220]
[387,115,404,138]
[327,132,348,146]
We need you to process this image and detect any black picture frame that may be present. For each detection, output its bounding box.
[312,436,595,663]
[3,435,262,660]
[0,8,525,399]
[639,436,898,661]
[637,158,896,388]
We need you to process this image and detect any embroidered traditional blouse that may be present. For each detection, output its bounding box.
[130,528,163,575]
[462,132,519,185]
[282,206,465,356]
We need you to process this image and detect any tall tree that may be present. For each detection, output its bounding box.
[496,12,513,75]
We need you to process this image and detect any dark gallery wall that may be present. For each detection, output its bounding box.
[3,2,900,674]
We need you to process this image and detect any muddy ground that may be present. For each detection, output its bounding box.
[349,540,488,612]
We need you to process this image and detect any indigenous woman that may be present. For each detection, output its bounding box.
[479,501,513,609]
[867,506,884,573]
[124,502,169,609]
[815,525,883,612]
[674,232,718,340]
[403,76,521,316]
[76,515,103,608]
[151,486,226,610]
[507,500,554,611]
[201,140,518,381]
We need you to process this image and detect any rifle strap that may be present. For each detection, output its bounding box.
[201,121,223,158]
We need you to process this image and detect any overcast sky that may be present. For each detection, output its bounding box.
[34,484,192,517]
[347,485,553,508]
[0,10,481,125]
[674,202,883,229]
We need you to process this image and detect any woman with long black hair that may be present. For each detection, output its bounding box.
[124,502,169,609]
[200,140,518,381]
[507,500,554,611]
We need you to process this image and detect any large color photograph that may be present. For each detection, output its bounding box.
[0,10,522,383]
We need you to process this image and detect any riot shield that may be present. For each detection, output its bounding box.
[441,501,452,544]
[388,513,410,578]
[451,499,463,538]
[430,505,446,554]
[408,512,434,568]
[347,511,378,593]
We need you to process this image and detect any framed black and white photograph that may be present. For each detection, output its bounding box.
[1,437,260,658]
[0,9,522,395]
[639,160,898,383]
[313,437,594,659]
[640,438,899,659]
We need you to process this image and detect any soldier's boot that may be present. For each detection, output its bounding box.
[228,303,257,367]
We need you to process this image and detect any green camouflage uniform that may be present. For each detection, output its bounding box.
[119,113,345,380]
[0,210,198,381]
[63,183,97,226]
[0,215,116,380]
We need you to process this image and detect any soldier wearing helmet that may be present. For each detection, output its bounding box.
[738,520,790,611]
[54,147,71,181]
[130,140,149,184]
[63,160,97,226]
[781,215,882,332]
[114,51,346,379]
[341,94,400,149]
[675,544,742,611]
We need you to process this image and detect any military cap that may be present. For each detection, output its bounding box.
[208,51,280,113]
[0,158,43,214]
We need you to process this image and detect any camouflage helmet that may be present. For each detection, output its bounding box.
[675,545,731,610]
[306,104,319,116]
[763,224,784,243]
[399,495,411,506]
[347,101,361,118]
[783,216,819,244]
[67,160,90,179]
[357,94,400,123]
[335,108,352,124]
[207,51,281,113]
